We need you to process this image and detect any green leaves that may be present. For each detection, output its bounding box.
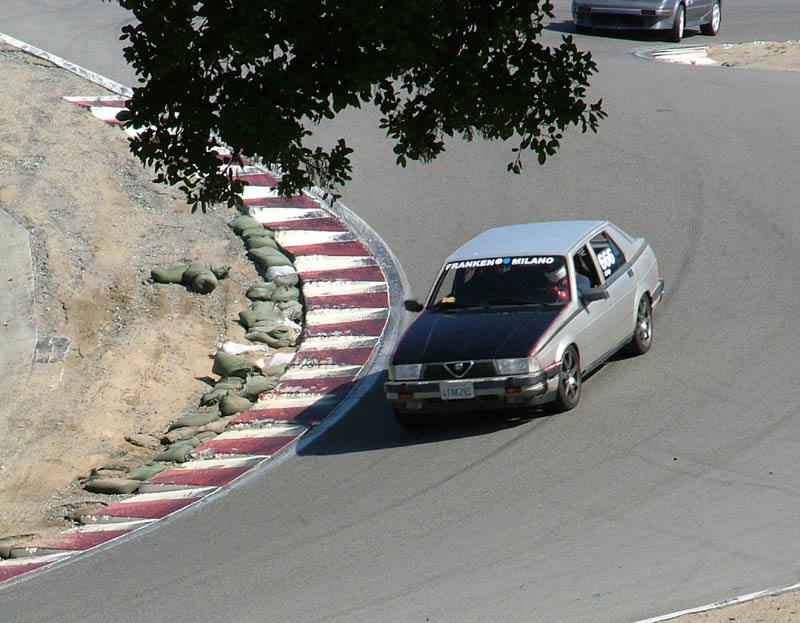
[106,0,605,207]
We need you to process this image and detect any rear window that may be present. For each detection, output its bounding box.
[429,256,571,309]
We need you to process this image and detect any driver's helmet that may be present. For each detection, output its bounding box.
[544,264,567,283]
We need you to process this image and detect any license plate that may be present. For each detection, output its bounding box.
[440,381,475,400]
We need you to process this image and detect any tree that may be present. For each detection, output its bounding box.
[109,0,605,210]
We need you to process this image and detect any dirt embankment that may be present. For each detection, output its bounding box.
[0,44,255,541]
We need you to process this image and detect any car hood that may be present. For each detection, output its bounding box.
[392,307,563,364]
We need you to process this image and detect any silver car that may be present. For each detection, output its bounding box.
[572,0,722,42]
[384,220,664,428]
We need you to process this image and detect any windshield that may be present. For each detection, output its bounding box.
[428,256,571,309]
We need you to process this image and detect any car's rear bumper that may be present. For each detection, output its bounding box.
[385,369,559,414]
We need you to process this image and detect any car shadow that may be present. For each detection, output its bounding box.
[295,370,553,457]
[546,19,704,44]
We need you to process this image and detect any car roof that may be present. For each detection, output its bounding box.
[445,220,608,262]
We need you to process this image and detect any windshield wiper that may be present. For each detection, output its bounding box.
[485,297,536,306]
[429,300,481,310]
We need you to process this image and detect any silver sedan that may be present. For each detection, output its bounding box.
[572,0,722,43]
[384,220,664,428]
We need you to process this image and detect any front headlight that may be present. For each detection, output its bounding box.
[390,363,423,381]
[496,357,540,375]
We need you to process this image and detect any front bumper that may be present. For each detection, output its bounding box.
[385,369,559,414]
[573,5,675,30]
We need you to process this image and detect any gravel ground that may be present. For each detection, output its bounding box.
[0,37,799,622]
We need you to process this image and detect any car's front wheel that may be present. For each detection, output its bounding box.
[700,1,721,35]
[669,4,685,43]
[553,346,582,412]
[627,295,653,356]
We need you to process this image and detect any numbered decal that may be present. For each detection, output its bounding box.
[597,248,616,277]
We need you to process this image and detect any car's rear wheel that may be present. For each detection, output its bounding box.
[627,295,653,356]
[394,407,427,430]
[553,346,581,412]
[669,4,685,43]
[700,1,721,35]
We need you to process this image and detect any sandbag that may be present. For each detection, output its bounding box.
[246,283,277,300]
[241,227,274,241]
[267,363,289,377]
[219,394,253,416]
[229,214,262,233]
[245,331,295,348]
[214,377,244,391]
[84,477,141,495]
[248,247,294,268]
[240,375,279,400]
[150,265,187,284]
[169,410,220,430]
[278,300,304,321]
[212,350,260,378]
[272,272,299,287]
[125,433,160,448]
[128,463,166,481]
[201,388,231,406]
[181,262,218,294]
[153,439,199,463]
[246,236,279,250]
[271,286,300,302]
[163,427,198,444]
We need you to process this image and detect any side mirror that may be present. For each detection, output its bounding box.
[404,299,424,312]
[580,287,609,303]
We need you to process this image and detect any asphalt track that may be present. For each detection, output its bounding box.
[2,1,800,621]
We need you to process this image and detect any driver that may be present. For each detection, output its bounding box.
[544,264,570,302]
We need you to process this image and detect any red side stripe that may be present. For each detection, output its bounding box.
[84,497,199,520]
[235,173,278,186]
[146,466,251,487]
[292,347,374,367]
[299,265,384,282]
[35,529,131,551]
[193,435,297,457]
[266,217,346,232]
[305,291,389,309]
[0,561,51,583]
[304,317,387,337]
[284,241,369,257]
[273,376,356,395]
[243,195,317,208]
[232,404,334,427]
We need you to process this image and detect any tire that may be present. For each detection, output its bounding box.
[574,24,590,35]
[669,4,685,43]
[552,346,582,412]
[700,1,721,36]
[627,295,653,356]
[394,407,427,430]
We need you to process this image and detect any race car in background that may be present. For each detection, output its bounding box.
[572,0,722,43]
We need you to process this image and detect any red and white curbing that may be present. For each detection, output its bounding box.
[640,45,718,66]
[0,96,392,585]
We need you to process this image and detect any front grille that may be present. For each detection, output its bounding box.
[422,360,496,381]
